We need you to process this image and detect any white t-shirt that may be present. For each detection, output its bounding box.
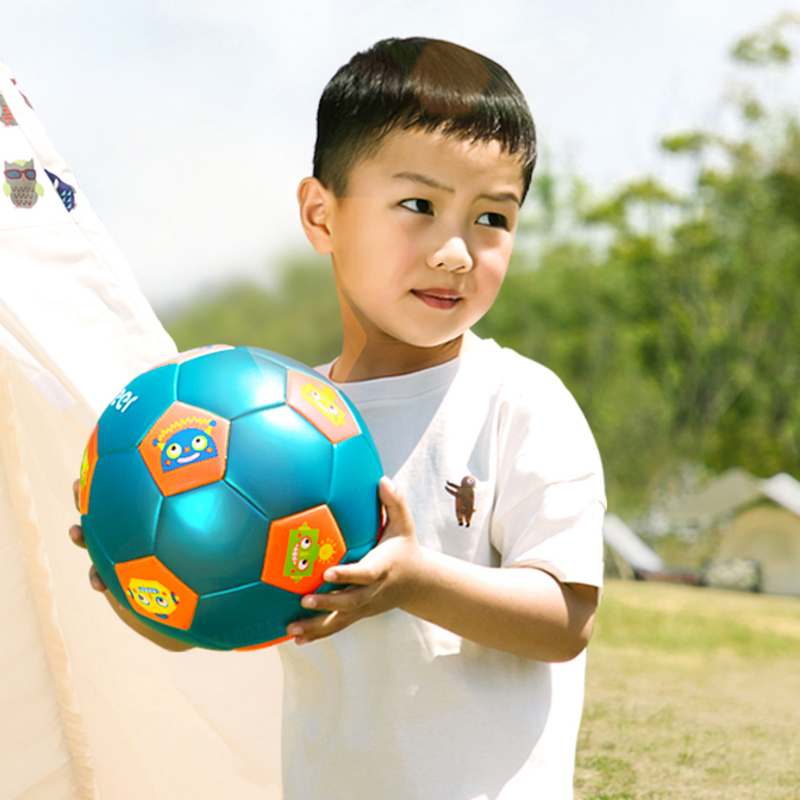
[278,334,606,800]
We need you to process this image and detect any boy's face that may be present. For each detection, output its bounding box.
[305,127,524,374]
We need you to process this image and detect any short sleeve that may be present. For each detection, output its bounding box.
[489,357,606,587]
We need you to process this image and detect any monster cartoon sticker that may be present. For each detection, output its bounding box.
[127,578,179,620]
[4,160,45,208]
[283,521,336,582]
[445,475,477,527]
[152,418,219,473]
[299,382,346,427]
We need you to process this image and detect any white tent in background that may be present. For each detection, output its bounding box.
[602,513,664,576]
[669,468,800,596]
[0,61,282,799]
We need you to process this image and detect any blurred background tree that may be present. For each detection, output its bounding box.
[161,16,800,517]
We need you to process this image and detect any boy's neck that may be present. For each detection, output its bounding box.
[331,333,465,383]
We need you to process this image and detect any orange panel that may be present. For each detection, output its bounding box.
[115,555,199,630]
[262,505,346,594]
[139,402,230,497]
[235,634,294,651]
[79,425,99,515]
[286,370,361,444]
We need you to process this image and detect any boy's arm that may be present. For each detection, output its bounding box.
[289,477,599,662]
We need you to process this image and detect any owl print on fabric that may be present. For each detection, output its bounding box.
[45,169,77,211]
[0,92,17,127]
[4,159,45,208]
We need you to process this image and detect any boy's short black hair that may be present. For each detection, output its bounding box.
[314,37,537,201]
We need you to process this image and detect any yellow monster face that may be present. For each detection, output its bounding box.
[127,578,179,619]
[299,383,346,427]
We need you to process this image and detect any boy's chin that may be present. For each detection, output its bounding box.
[386,332,465,351]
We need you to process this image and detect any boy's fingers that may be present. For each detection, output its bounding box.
[302,583,376,614]
[322,559,379,586]
[89,565,107,592]
[72,479,80,511]
[289,609,356,644]
[69,524,86,548]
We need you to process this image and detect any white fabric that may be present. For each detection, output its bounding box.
[0,61,283,800]
[279,335,606,800]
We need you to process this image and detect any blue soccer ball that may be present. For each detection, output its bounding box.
[78,345,383,650]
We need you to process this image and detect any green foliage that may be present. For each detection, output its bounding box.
[480,17,800,513]
[731,12,798,65]
[162,18,800,517]
[162,253,342,368]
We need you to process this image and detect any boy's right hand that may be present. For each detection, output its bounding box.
[69,478,107,592]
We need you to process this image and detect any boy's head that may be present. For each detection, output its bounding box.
[313,37,536,202]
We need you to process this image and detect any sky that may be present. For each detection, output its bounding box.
[2,1,798,310]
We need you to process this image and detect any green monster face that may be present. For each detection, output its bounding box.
[283,522,321,582]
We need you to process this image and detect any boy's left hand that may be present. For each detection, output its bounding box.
[288,476,425,644]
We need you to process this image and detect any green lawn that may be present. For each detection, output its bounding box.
[576,580,800,799]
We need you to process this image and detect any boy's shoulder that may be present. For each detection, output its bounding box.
[464,334,574,404]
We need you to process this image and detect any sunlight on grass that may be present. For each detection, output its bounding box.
[576,580,800,799]
[593,581,800,658]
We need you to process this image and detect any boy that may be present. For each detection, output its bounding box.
[72,37,605,799]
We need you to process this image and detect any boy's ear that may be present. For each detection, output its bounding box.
[297,177,335,255]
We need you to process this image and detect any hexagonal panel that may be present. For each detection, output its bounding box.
[192,581,303,650]
[152,344,234,368]
[225,405,332,521]
[78,424,98,515]
[86,450,162,562]
[177,346,286,420]
[97,363,179,456]
[115,555,199,630]
[286,370,361,444]
[139,401,230,496]
[156,481,271,595]
[262,505,346,594]
[327,434,383,549]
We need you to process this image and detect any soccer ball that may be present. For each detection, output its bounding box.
[78,345,383,650]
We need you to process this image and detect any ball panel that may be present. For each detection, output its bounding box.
[80,515,135,613]
[78,424,99,515]
[87,450,162,562]
[177,347,287,420]
[327,435,383,549]
[192,581,309,650]
[247,347,321,379]
[154,344,234,367]
[226,405,333,521]
[262,505,345,594]
[286,370,362,444]
[156,482,271,595]
[115,555,199,631]
[139,402,230,497]
[96,364,179,456]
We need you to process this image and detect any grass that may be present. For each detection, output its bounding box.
[575,580,800,799]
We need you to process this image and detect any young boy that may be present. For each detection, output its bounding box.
[72,37,605,799]
[281,37,605,799]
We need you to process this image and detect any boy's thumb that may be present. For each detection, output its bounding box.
[378,476,414,536]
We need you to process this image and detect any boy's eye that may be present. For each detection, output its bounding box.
[399,198,433,215]
[476,212,508,229]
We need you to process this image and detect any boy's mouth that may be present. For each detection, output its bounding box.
[412,289,462,310]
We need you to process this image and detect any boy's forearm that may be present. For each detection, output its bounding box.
[403,551,598,662]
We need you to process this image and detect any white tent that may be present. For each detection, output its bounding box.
[602,513,663,574]
[0,61,282,799]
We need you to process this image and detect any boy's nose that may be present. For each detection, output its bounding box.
[426,236,473,273]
